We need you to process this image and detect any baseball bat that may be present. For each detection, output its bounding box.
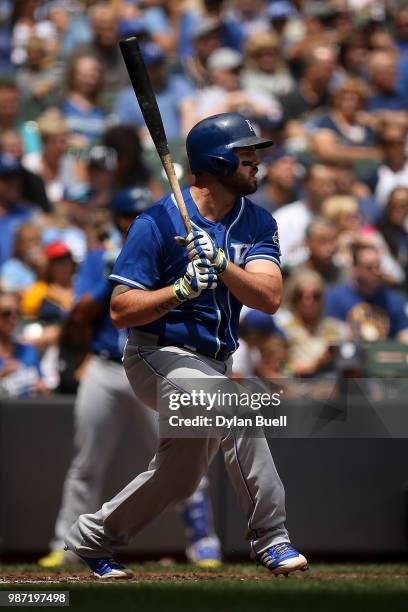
[119,36,192,238]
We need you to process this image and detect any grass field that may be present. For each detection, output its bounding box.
[1,563,408,611]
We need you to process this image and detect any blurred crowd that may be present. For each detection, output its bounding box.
[0,0,407,397]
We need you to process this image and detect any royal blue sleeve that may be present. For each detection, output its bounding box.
[74,250,109,303]
[243,210,281,268]
[109,217,163,290]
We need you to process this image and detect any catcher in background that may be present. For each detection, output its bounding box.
[64,113,308,580]
[39,188,222,569]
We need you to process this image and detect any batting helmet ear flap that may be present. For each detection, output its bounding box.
[208,154,240,177]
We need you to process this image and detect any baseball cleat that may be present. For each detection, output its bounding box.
[77,555,134,579]
[185,537,222,568]
[38,550,77,568]
[256,543,308,576]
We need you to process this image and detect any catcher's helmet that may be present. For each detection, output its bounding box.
[186,113,274,177]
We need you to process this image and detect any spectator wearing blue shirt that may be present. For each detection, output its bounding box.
[0,153,34,266]
[0,222,43,292]
[114,42,195,145]
[0,289,45,397]
[366,50,408,113]
[61,54,106,149]
[325,243,408,343]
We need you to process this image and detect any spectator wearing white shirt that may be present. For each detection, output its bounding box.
[273,163,337,267]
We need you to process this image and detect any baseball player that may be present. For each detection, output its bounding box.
[39,188,221,569]
[64,113,308,579]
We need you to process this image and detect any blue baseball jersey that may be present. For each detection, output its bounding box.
[109,187,281,359]
[75,248,126,359]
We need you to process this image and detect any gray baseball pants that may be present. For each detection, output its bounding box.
[65,335,289,558]
[51,356,213,552]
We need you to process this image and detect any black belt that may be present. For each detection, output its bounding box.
[93,351,123,365]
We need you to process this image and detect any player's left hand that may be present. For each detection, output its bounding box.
[185,230,229,273]
[185,230,217,261]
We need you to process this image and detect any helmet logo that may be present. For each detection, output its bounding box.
[245,119,255,133]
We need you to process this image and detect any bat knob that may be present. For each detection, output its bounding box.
[174,235,187,246]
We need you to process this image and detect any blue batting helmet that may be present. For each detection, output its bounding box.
[186,113,274,177]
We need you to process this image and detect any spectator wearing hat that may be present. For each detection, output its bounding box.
[242,31,295,99]
[277,269,346,377]
[267,0,299,46]
[0,222,45,293]
[24,107,85,205]
[325,243,408,344]
[85,145,118,210]
[61,53,106,150]
[114,42,195,146]
[0,289,46,398]
[0,128,51,213]
[250,150,300,213]
[21,240,74,324]
[183,46,282,131]
[0,153,36,266]
[309,77,381,173]
[232,308,285,378]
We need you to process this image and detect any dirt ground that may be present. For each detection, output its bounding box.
[1,568,407,584]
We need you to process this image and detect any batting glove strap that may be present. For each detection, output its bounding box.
[185,230,217,262]
[214,248,229,274]
[173,258,217,301]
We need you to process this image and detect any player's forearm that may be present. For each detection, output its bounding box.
[220,264,282,314]
[110,285,180,328]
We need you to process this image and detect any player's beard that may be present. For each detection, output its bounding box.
[223,169,258,196]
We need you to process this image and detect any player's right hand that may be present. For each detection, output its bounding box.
[173,257,217,301]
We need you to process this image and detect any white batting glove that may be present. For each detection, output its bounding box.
[173,257,217,302]
[185,230,229,274]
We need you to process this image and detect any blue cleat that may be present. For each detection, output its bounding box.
[185,536,222,568]
[256,543,308,576]
[77,555,134,580]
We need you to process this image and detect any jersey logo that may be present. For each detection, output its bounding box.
[272,229,281,255]
[230,243,252,266]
